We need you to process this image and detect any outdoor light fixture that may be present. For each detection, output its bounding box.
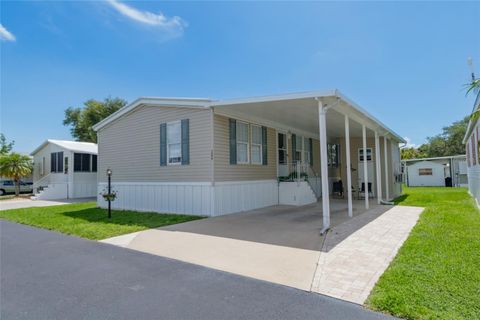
[106,168,112,219]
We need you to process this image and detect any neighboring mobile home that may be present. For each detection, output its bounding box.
[30,140,98,200]
[403,155,467,187]
[93,90,404,230]
[463,91,480,206]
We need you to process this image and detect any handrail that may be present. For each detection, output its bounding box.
[33,173,51,190]
[279,161,322,199]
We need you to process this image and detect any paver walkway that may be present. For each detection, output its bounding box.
[311,205,423,304]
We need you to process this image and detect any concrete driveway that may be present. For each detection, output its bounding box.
[0,198,95,211]
[1,220,393,320]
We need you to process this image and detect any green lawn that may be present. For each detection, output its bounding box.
[0,202,203,240]
[366,187,480,319]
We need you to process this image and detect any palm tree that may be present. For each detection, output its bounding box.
[0,153,33,196]
[467,79,480,120]
[467,79,480,96]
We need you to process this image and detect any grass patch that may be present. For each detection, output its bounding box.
[366,187,480,319]
[0,202,203,240]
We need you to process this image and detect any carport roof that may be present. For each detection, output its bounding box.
[92,89,405,143]
[30,139,98,156]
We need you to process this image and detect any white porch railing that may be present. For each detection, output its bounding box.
[32,173,52,193]
[278,161,322,199]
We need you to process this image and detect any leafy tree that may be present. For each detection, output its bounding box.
[400,117,468,159]
[401,147,427,160]
[0,134,14,155]
[0,153,33,196]
[424,117,469,157]
[63,97,127,143]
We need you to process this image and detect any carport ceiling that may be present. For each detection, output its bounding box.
[213,96,379,139]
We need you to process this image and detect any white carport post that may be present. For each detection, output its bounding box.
[344,115,353,217]
[362,124,369,209]
[384,136,390,200]
[318,99,330,231]
[375,131,382,204]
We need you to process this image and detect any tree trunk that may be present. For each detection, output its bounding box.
[14,178,20,197]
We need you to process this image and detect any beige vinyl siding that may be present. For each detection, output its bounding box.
[98,105,212,183]
[213,114,276,181]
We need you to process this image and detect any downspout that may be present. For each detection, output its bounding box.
[210,106,215,216]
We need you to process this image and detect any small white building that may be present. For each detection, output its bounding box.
[30,140,98,200]
[403,155,468,187]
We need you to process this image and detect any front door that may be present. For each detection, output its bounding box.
[357,148,375,196]
[278,132,288,177]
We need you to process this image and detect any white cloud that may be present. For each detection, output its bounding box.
[403,137,417,148]
[0,24,16,42]
[106,0,186,33]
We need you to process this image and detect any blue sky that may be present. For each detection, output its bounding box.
[1,1,479,153]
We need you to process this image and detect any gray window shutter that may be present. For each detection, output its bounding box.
[229,119,237,165]
[160,123,167,166]
[181,119,190,165]
[262,126,268,165]
[291,134,296,161]
[309,138,313,166]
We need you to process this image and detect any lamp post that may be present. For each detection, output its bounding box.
[106,168,112,219]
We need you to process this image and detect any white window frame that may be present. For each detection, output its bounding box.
[236,121,250,164]
[167,120,182,166]
[250,124,263,165]
[358,148,372,162]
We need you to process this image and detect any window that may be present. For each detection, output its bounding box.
[418,168,433,176]
[3,180,13,186]
[358,148,372,162]
[328,144,340,167]
[51,153,57,172]
[251,125,262,164]
[236,121,249,164]
[74,153,93,172]
[64,157,68,174]
[50,152,63,173]
[278,133,287,165]
[167,121,182,164]
[295,135,303,161]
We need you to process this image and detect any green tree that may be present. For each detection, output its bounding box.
[400,117,468,159]
[0,134,14,155]
[401,147,427,160]
[424,117,469,157]
[63,97,127,143]
[0,153,33,196]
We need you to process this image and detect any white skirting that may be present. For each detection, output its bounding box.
[278,181,317,206]
[97,180,279,216]
[214,180,278,215]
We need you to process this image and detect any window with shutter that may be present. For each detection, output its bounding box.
[251,125,262,165]
[236,121,249,164]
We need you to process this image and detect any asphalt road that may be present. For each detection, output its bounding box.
[0,220,394,320]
